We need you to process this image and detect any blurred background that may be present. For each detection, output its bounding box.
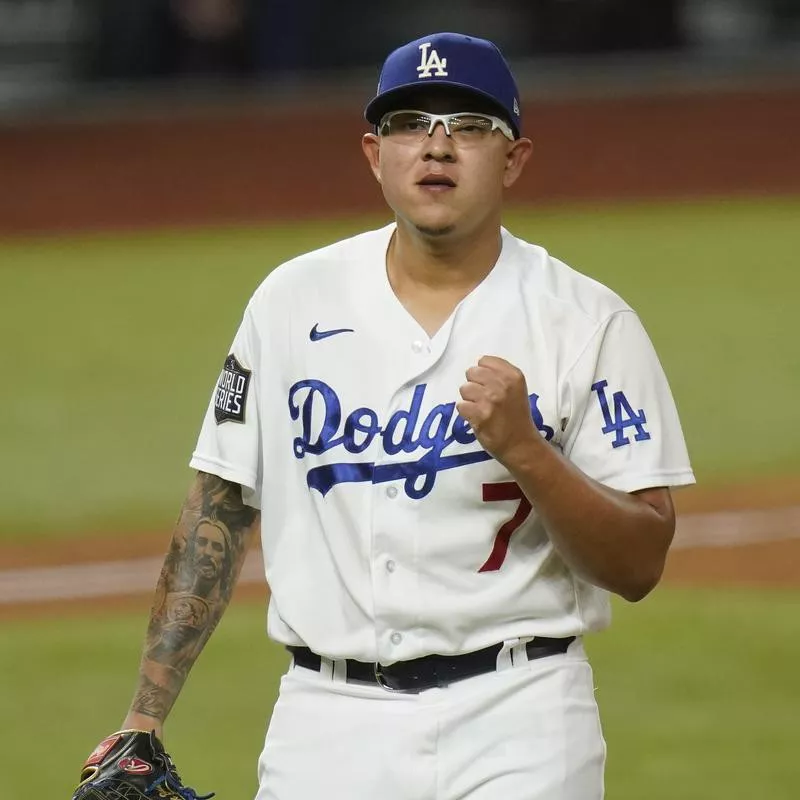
[1,2,799,799]
[0,0,799,109]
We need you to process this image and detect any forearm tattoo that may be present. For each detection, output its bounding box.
[130,472,260,722]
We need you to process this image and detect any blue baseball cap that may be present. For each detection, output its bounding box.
[365,32,522,138]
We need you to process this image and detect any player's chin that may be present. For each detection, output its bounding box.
[408,208,460,238]
[414,222,457,238]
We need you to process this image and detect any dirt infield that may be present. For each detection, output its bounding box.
[1,477,798,621]
[1,85,799,235]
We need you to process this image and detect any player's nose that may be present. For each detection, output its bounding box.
[422,124,456,162]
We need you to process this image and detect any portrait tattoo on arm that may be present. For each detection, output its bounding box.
[130,472,260,723]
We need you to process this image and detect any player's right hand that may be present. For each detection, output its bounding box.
[72,729,214,799]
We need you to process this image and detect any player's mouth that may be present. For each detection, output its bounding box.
[417,174,456,192]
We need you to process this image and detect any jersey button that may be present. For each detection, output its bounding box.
[386,559,396,573]
[386,486,398,499]
[390,631,403,646]
[411,340,426,354]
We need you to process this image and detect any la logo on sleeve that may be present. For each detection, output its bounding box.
[591,379,651,448]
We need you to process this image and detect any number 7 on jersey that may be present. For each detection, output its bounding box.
[478,482,532,572]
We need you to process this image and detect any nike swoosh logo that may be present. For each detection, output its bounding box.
[310,324,354,342]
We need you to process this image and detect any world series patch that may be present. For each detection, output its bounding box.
[214,354,251,424]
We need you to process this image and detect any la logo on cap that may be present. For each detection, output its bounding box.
[417,42,448,78]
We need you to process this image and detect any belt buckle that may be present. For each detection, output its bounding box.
[373,662,402,692]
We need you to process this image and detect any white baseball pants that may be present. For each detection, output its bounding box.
[255,638,605,800]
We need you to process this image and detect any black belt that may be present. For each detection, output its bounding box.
[288,636,575,694]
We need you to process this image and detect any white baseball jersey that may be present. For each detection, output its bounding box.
[190,224,695,664]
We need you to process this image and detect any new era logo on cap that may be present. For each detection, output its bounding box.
[366,32,522,138]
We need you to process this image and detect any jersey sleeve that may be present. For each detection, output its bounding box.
[561,309,695,493]
[189,302,262,509]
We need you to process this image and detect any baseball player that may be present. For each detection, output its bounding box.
[74,31,694,800]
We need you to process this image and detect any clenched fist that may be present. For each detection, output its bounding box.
[456,356,543,466]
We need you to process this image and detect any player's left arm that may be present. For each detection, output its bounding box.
[458,312,693,602]
[480,427,674,603]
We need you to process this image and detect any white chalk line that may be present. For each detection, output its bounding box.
[1,507,798,605]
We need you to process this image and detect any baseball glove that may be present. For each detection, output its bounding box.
[72,729,214,800]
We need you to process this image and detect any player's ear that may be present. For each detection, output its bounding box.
[362,133,382,183]
[503,137,533,189]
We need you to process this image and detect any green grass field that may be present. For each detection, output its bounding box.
[1,196,798,540]
[1,198,798,799]
[2,586,796,799]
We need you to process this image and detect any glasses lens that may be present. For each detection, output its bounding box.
[378,111,507,142]
[448,115,494,136]
[381,112,432,138]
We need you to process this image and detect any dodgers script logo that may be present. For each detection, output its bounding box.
[289,380,554,499]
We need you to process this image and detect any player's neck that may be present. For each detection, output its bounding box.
[389,221,502,289]
[386,222,503,337]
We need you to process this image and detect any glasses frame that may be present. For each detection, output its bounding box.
[378,109,516,143]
